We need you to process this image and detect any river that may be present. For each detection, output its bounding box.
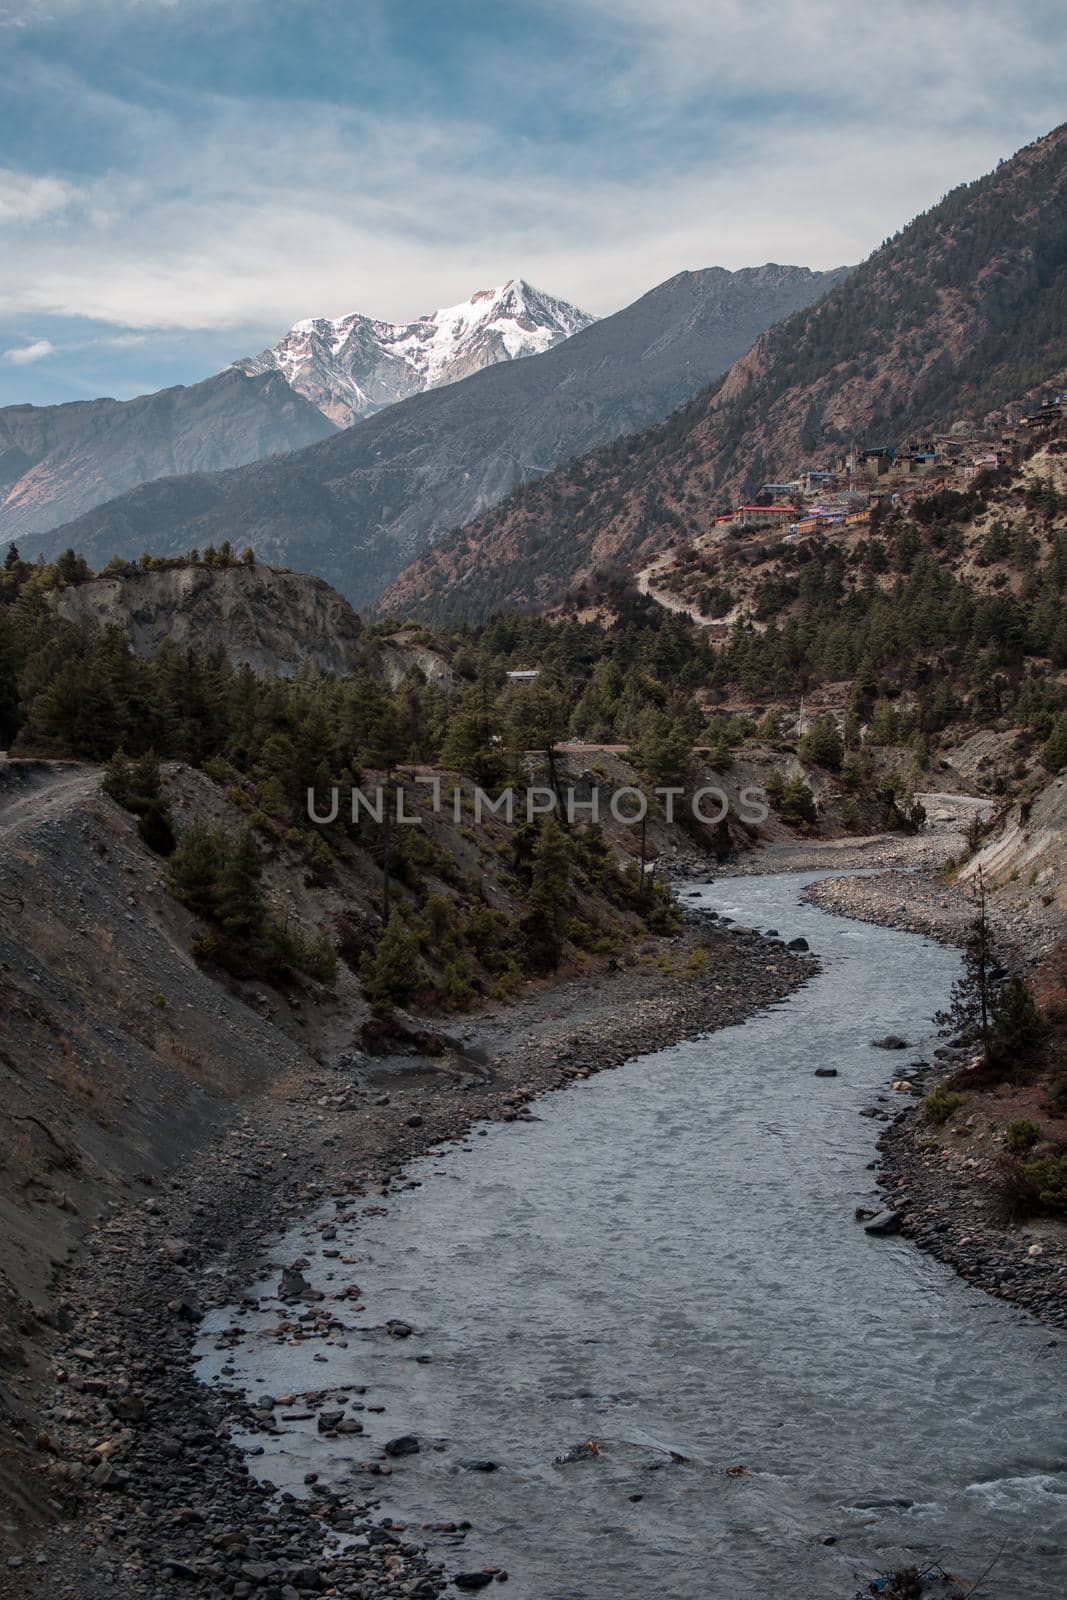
[196,872,1067,1598]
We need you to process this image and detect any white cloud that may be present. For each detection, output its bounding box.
[0,167,76,224]
[0,1,1061,342]
[3,337,57,363]
[0,106,1044,339]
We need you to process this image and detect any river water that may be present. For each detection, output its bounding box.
[196,873,1067,1598]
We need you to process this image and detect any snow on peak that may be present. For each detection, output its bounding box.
[236,280,595,428]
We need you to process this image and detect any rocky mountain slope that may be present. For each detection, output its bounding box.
[26,264,848,609]
[0,369,335,547]
[236,278,594,426]
[380,123,1067,622]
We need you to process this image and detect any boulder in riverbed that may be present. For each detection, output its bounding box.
[864,1211,902,1236]
[384,1434,421,1457]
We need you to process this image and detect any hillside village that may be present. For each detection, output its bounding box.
[626,397,1067,659]
[719,388,1066,537]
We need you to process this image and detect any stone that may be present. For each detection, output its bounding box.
[459,1459,499,1472]
[787,937,809,951]
[108,1394,145,1423]
[384,1434,421,1457]
[160,1237,196,1265]
[386,1319,413,1338]
[279,1266,321,1303]
[813,1067,838,1078]
[864,1211,902,1236]
[454,1575,494,1591]
[871,1035,909,1050]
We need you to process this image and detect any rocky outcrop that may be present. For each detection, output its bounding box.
[961,772,1067,937]
[47,562,364,678]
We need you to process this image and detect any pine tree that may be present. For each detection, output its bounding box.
[990,976,1046,1064]
[1042,714,1067,773]
[168,823,223,920]
[798,713,843,771]
[849,656,878,720]
[214,829,265,938]
[102,750,175,854]
[936,872,995,1057]
[519,816,572,972]
[631,707,691,788]
[360,912,423,1012]
[780,776,817,828]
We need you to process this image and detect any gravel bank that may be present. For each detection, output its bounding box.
[800,869,1053,968]
[875,1096,1067,1333]
[3,918,816,1600]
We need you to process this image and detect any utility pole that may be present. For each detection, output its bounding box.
[381,769,392,926]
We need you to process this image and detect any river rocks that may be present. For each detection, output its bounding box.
[871,1036,909,1050]
[453,1574,494,1591]
[386,1318,414,1338]
[384,1434,421,1457]
[107,1392,145,1422]
[877,1095,1067,1332]
[278,1265,322,1303]
[170,1292,203,1322]
[554,1440,602,1464]
[787,937,809,951]
[459,1459,499,1473]
[813,1067,838,1078]
[863,1210,903,1236]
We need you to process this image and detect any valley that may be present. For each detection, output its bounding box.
[2,101,1067,1600]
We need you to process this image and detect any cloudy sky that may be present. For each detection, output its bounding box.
[1,0,1064,406]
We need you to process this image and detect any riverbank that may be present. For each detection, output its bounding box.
[876,1103,1067,1332]
[2,916,817,1600]
[747,836,1067,1337]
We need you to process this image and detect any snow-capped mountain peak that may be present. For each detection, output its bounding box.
[237,279,595,428]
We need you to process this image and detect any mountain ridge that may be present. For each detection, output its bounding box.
[379,124,1067,623]
[0,367,336,546]
[23,262,849,607]
[236,278,595,426]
